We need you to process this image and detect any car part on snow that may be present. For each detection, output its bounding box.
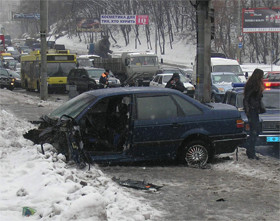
[112,177,163,191]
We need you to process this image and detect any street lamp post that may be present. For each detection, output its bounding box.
[40,0,48,100]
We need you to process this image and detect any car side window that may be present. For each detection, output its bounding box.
[153,75,159,83]
[229,93,236,106]
[224,92,231,104]
[158,76,163,84]
[172,95,202,116]
[136,95,178,120]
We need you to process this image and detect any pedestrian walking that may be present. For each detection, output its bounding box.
[165,72,185,92]
[99,69,109,88]
[243,68,266,160]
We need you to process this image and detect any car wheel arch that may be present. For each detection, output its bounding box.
[177,134,214,163]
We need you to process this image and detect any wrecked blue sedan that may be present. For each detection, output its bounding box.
[25,87,246,167]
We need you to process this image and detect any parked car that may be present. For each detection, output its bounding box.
[67,67,121,93]
[7,69,21,87]
[211,72,241,102]
[263,71,280,89]
[25,87,246,167]
[223,84,280,148]
[0,68,15,90]
[150,73,195,97]
[155,67,192,82]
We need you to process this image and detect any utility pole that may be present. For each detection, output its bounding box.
[236,0,242,63]
[40,0,48,100]
[195,0,212,103]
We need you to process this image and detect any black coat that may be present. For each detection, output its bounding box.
[243,90,264,115]
[165,79,185,92]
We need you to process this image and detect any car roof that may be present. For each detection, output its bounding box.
[156,73,183,76]
[84,86,184,97]
[211,72,237,75]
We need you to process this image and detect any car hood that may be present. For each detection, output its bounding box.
[212,83,233,91]
[183,82,194,88]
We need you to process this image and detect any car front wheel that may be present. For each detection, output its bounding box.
[181,140,209,166]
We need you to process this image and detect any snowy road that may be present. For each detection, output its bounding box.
[1,88,280,221]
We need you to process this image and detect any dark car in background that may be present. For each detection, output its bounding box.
[0,68,15,90]
[223,85,280,148]
[4,35,12,46]
[211,72,241,102]
[26,87,246,167]
[7,69,21,88]
[67,67,121,94]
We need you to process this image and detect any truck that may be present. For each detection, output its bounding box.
[0,34,5,54]
[94,51,160,86]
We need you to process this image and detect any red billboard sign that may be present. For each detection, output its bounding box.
[136,15,149,25]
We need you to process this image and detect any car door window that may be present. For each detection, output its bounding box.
[136,95,178,120]
[153,75,159,83]
[172,95,202,116]
[229,93,236,106]
[158,76,163,84]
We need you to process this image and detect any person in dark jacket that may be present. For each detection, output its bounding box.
[165,72,185,92]
[99,69,109,88]
[243,68,265,160]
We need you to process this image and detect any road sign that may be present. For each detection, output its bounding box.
[238,36,243,42]
[238,43,243,48]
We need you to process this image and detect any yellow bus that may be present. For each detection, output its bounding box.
[21,49,77,92]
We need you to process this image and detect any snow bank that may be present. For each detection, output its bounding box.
[0,110,161,220]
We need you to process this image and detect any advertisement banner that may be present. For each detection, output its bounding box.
[76,18,102,32]
[242,8,280,33]
[100,15,149,25]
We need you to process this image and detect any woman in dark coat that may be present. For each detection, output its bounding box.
[243,68,265,159]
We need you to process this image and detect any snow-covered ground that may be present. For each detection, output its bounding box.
[0,95,162,220]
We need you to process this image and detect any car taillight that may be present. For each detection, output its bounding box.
[236,119,244,128]
[264,82,280,87]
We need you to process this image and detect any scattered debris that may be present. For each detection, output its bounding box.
[22,207,36,216]
[112,177,163,191]
[216,198,226,202]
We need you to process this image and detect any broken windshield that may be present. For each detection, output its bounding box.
[49,93,96,119]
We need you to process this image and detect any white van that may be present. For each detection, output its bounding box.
[211,58,246,82]
[193,57,246,85]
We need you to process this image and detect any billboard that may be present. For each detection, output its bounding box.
[242,8,280,33]
[76,18,102,32]
[100,15,149,25]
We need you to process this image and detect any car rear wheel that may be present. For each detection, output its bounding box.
[181,140,209,166]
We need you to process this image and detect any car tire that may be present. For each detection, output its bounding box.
[181,140,209,167]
